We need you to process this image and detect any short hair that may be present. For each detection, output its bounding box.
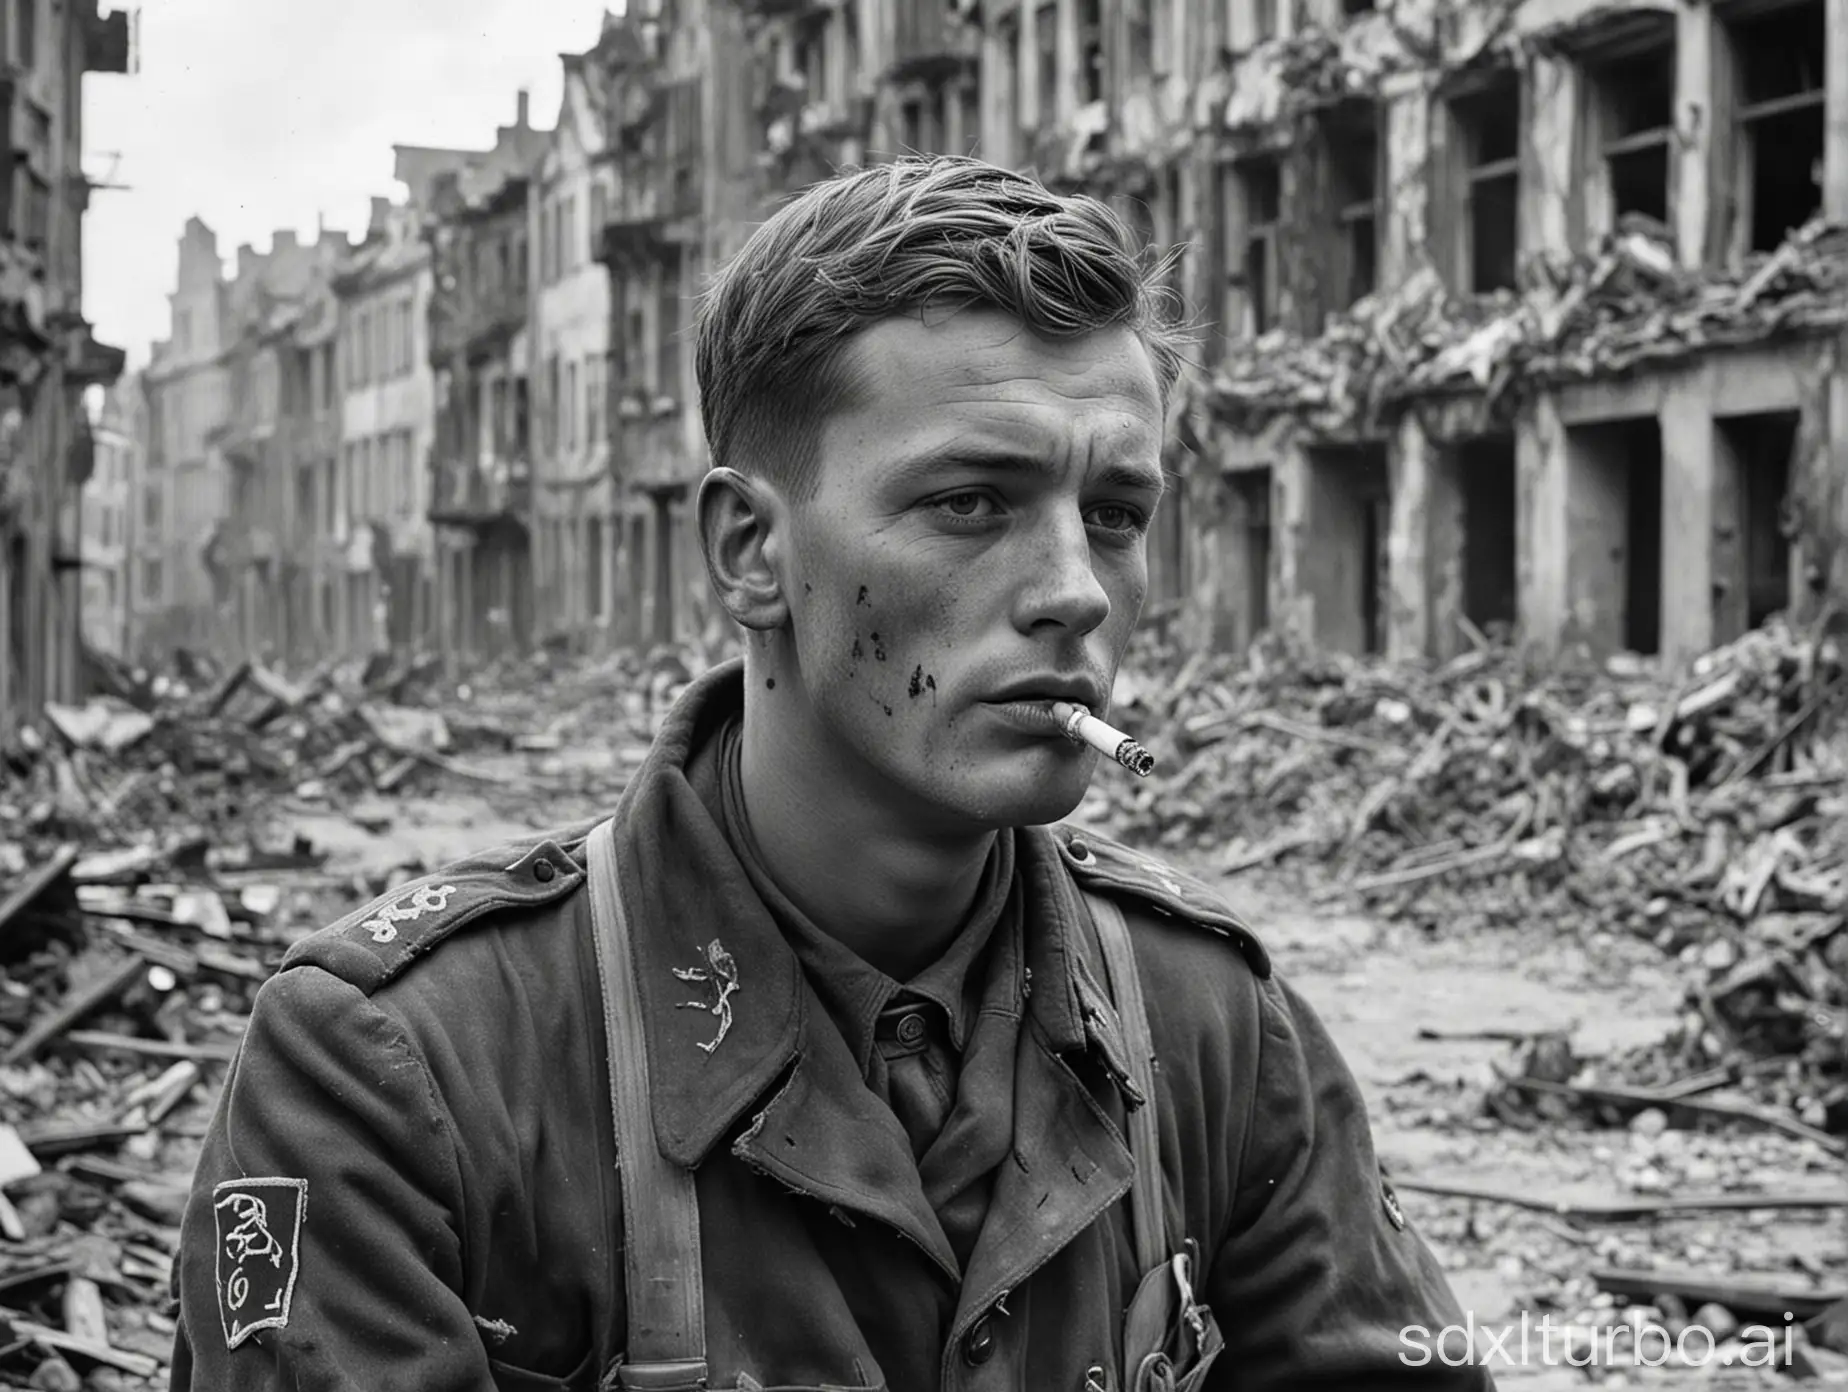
[694,155,1187,499]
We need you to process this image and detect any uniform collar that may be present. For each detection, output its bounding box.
[600,658,1117,1168]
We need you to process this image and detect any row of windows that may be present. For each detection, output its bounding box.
[347,296,418,389]
[537,182,609,286]
[340,428,421,526]
[541,352,607,457]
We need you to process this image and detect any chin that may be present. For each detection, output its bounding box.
[943,764,1092,831]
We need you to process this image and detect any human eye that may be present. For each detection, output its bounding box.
[927,489,1001,524]
[1086,501,1150,536]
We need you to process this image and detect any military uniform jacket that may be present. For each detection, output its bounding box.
[169,660,1493,1391]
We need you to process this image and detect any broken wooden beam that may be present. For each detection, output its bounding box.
[0,845,80,939]
[59,1031,237,1064]
[1504,1076,1847,1155]
[0,955,148,1067]
[1591,1266,1845,1321]
[2,1311,160,1377]
[1391,1176,1847,1219]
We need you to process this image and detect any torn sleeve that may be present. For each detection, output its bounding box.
[1201,972,1497,1390]
[169,964,495,1392]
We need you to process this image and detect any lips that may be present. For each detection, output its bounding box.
[984,676,1106,710]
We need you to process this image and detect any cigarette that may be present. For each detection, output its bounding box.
[1047,700,1157,777]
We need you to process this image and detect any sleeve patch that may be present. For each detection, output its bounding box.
[213,1176,307,1349]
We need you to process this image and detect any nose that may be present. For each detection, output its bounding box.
[1011,506,1112,636]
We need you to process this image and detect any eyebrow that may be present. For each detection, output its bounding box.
[885,443,1168,502]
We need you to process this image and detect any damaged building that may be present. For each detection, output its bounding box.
[594,0,1845,666]
[423,93,550,666]
[203,228,345,664]
[1148,0,1848,664]
[0,2,131,744]
[586,0,980,647]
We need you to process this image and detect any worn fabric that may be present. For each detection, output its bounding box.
[169,657,1495,1392]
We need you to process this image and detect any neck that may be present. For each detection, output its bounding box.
[736,680,993,982]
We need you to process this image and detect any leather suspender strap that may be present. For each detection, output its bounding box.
[1083,889,1166,1278]
[586,818,709,1392]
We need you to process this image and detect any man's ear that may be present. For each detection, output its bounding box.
[697,466,789,632]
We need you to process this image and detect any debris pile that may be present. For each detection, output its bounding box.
[1183,217,1848,438]
[2,640,732,852]
[0,636,732,1386]
[0,836,311,1388]
[1087,617,1848,1137]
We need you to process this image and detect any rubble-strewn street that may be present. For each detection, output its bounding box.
[0,624,1842,1387]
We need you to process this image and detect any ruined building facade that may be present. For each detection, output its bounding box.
[0,2,129,743]
[333,194,441,660]
[138,222,346,665]
[530,48,617,652]
[424,94,549,666]
[1144,0,1848,665]
[81,371,140,657]
[583,0,1848,665]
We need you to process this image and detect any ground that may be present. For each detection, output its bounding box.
[165,788,1838,1388]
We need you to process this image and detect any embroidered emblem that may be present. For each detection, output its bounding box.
[673,938,740,1056]
[213,1177,307,1349]
[356,883,457,945]
[1381,1176,1407,1231]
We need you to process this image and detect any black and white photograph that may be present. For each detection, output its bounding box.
[0,0,1843,1386]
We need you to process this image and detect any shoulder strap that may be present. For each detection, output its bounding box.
[586,818,709,1392]
[1082,888,1166,1277]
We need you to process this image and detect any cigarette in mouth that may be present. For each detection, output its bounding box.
[1046,701,1157,778]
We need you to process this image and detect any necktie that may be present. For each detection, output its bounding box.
[873,993,956,1162]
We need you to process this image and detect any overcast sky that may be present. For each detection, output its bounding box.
[81,0,613,368]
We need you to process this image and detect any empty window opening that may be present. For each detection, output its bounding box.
[1459,436,1518,637]
[1225,467,1272,648]
[997,14,1027,154]
[1327,106,1379,306]
[1158,160,1186,297]
[1588,40,1675,226]
[587,516,606,622]
[900,96,933,153]
[1565,417,1663,656]
[1077,0,1104,104]
[1343,0,1377,17]
[795,15,828,108]
[1035,2,1058,126]
[1304,444,1391,657]
[1733,0,1825,251]
[1256,0,1280,43]
[1717,411,1797,630]
[1238,157,1283,334]
[1451,76,1521,292]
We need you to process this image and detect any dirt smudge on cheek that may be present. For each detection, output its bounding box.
[907,665,924,698]
[871,632,887,662]
[851,637,864,661]
[856,586,870,607]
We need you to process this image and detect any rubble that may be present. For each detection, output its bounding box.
[1180,217,1848,439]
[1080,615,1848,1151]
[0,637,729,1386]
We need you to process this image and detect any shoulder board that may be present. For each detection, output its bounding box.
[281,832,589,995]
[1055,824,1271,979]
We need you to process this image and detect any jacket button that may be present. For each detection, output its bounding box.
[532,857,555,883]
[1067,837,1093,863]
[963,1314,996,1366]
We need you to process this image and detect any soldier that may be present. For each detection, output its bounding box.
[171,156,1494,1391]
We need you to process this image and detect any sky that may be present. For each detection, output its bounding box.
[81,0,614,369]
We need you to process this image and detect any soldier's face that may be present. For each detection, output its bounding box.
[778,309,1165,831]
